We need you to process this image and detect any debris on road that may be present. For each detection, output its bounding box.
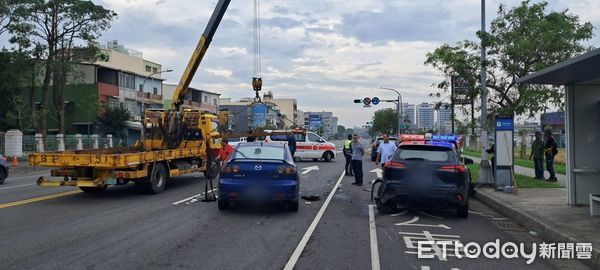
[305,202,312,205]
[301,195,321,201]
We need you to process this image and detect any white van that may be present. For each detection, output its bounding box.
[231,130,337,162]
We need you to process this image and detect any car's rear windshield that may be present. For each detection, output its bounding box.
[233,146,285,160]
[394,145,454,162]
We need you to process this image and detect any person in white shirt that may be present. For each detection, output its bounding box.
[376,134,397,169]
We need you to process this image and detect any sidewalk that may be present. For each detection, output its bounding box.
[475,188,600,269]
[465,155,567,187]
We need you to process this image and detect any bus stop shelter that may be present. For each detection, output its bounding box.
[518,48,600,205]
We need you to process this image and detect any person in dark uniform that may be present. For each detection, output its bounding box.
[544,130,558,182]
[287,132,297,159]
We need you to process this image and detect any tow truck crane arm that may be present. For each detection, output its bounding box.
[171,0,231,110]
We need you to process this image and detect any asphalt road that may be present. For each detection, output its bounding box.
[0,140,591,270]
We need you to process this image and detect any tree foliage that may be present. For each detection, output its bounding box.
[425,0,593,117]
[97,106,131,139]
[8,0,116,136]
[369,108,398,136]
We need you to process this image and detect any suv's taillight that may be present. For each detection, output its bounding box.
[384,161,406,169]
[438,165,466,173]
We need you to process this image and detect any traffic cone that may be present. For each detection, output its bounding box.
[12,156,18,167]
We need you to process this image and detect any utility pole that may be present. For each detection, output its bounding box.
[380,87,403,134]
[479,0,493,184]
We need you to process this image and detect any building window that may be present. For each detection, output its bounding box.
[213,98,217,105]
[152,67,158,73]
[139,84,143,91]
[153,87,158,95]
[120,72,135,90]
[145,65,151,72]
[204,96,208,103]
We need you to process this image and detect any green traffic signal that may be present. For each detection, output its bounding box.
[353,99,363,103]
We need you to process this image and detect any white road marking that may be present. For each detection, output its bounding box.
[395,216,451,230]
[283,170,345,270]
[172,189,217,205]
[418,211,444,220]
[301,165,320,175]
[0,183,35,190]
[390,210,408,217]
[370,168,383,178]
[421,267,430,270]
[369,205,381,270]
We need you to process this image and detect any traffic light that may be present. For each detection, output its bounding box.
[353,99,363,103]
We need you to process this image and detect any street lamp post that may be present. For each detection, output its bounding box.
[139,69,173,120]
[380,87,404,134]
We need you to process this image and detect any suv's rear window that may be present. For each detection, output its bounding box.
[395,145,454,162]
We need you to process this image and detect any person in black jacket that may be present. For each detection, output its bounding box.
[343,134,353,176]
[544,130,558,182]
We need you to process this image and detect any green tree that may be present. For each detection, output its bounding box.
[369,108,398,136]
[12,0,116,137]
[425,0,593,117]
[96,106,130,139]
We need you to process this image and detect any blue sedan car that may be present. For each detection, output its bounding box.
[218,142,299,211]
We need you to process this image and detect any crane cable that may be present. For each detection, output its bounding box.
[252,0,263,101]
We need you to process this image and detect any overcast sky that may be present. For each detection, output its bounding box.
[94,0,599,127]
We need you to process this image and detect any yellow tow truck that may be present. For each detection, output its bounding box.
[29,0,233,194]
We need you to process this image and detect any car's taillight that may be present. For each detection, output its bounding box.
[439,165,466,173]
[384,161,406,169]
[276,166,297,175]
[232,165,240,173]
[222,166,232,173]
[285,167,296,174]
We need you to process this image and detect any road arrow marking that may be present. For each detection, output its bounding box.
[370,168,382,178]
[301,166,319,175]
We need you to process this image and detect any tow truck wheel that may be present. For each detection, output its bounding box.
[0,167,6,185]
[136,163,167,194]
[79,185,107,193]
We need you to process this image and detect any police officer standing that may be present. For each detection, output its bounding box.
[343,134,353,176]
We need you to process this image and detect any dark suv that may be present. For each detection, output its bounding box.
[372,141,473,217]
[0,154,8,185]
[371,136,398,161]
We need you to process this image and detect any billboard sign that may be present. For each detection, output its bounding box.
[451,75,472,105]
[308,114,322,131]
[251,103,267,128]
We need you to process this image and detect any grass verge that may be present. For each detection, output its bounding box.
[467,163,561,188]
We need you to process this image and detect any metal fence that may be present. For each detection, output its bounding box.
[22,135,127,154]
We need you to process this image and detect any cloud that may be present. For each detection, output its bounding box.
[46,1,600,126]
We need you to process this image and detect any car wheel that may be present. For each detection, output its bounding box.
[218,199,230,210]
[136,163,167,194]
[287,200,299,212]
[323,152,333,162]
[456,199,469,218]
[376,199,396,214]
[312,158,319,162]
[0,168,6,185]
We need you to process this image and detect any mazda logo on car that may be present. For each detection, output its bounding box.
[255,164,262,171]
